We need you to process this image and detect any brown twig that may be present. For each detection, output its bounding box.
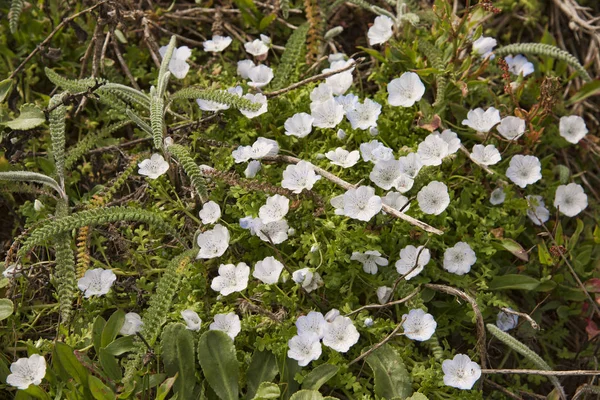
[348,317,406,366]
[110,36,140,90]
[500,307,540,330]
[345,288,420,316]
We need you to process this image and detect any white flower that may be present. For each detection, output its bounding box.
[253,256,284,284]
[77,268,117,298]
[296,311,327,339]
[490,188,506,205]
[250,137,279,159]
[392,173,414,194]
[496,310,518,331]
[181,310,202,331]
[497,116,526,140]
[247,65,274,88]
[325,148,360,168]
[138,154,169,179]
[159,45,191,79]
[470,144,501,166]
[434,129,461,154]
[506,155,542,188]
[505,54,534,76]
[211,263,250,296]
[398,152,423,178]
[284,113,314,138]
[256,219,289,244]
[364,317,374,327]
[347,99,381,130]
[324,60,354,95]
[369,126,379,137]
[228,86,243,97]
[336,129,347,140]
[559,115,588,144]
[554,183,588,217]
[244,39,269,57]
[34,199,43,211]
[196,224,230,259]
[334,94,359,113]
[472,36,497,59]
[196,91,231,111]
[210,312,241,339]
[259,194,290,224]
[237,59,255,78]
[395,245,430,280]
[330,194,345,216]
[324,309,340,323]
[311,98,345,128]
[526,195,550,226]
[203,35,232,52]
[370,159,403,190]
[368,15,395,46]
[199,201,221,224]
[360,140,393,163]
[245,160,261,178]
[442,354,482,390]
[240,93,268,119]
[310,83,334,104]
[351,250,388,274]
[462,107,501,132]
[287,333,322,366]
[232,145,253,163]
[260,34,271,45]
[417,134,449,166]
[120,312,143,335]
[417,181,450,215]
[322,315,360,353]
[6,355,46,390]
[282,161,321,193]
[402,309,437,341]
[387,72,425,107]
[292,268,323,293]
[443,242,477,275]
[329,53,346,63]
[382,191,410,212]
[342,186,382,221]
[2,263,22,279]
[376,286,393,304]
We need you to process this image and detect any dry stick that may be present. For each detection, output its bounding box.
[142,17,162,69]
[262,155,444,235]
[459,145,496,176]
[100,31,111,74]
[348,317,406,366]
[484,379,523,400]
[482,369,600,376]
[264,58,364,98]
[424,283,487,369]
[110,37,141,90]
[8,1,108,80]
[500,307,540,330]
[346,288,420,316]
[147,20,205,47]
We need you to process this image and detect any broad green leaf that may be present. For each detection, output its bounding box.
[407,394,429,400]
[488,274,541,290]
[246,351,279,399]
[162,323,198,399]
[567,79,600,105]
[279,355,301,399]
[101,310,125,349]
[99,349,122,381]
[92,316,106,354]
[357,46,387,63]
[252,382,280,399]
[53,342,88,386]
[289,390,324,400]
[568,219,585,250]
[21,385,51,400]
[197,330,239,400]
[4,104,46,130]
[0,78,13,103]
[498,239,529,261]
[104,335,135,356]
[555,222,564,246]
[365,344,412,399]
[0,298,14,321]
[155,375,178,400]
[259,14,276,31]
[301,364,339,391]
[538,242,553,266]
[88,375,116,400]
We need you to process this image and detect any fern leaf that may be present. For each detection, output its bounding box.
[125,109,152,136]
[18,206,183,256]
[281,0,291,18]
[0,171,63,196]
[170,88,261,111]
[150,94,165,149]
[494,43,591,82]
[167,144,209,203]
[157,36,176,97]
[48,93,68,187]
[103,83,150,109]
[271,24,310,90]
[9,0,25,34]
[418,40,448,110]
[54,233,76,322]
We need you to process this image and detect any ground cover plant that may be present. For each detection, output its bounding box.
[1,0,600,398]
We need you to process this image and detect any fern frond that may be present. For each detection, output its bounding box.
[494,43,591,81]
[123,250,196,384]
[167,144,209,203]
[487,324,566,399]
[0,171,63,196]
[169,88,261,111]
[150,94,165,149]
[75,226,90,278]
[272,24,309,90]
[418,40,447,110]
[48,92,68,187]
[88,157,139,208]
[125,109,152,136]
[304,0,322,63]
[64,120,132,170]
[157,36,176,97]
[18,206,182,257]
[103,83,150,109]
[9,0,25,34]
[54,233,76,322]
[281,0,291,18]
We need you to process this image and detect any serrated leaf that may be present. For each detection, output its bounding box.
[162,323,198,399]
[4,104,46,130]
[252,382,280,399]
[365,344,412,399]
[289,390,324,400]
[301,364,339,391]
[0,299,14,321]
[197,330,239,400]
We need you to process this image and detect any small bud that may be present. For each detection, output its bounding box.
[324,26,344,41]
[34,199,44,212]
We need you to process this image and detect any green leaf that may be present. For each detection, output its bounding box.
[488,274,541,290]
[259,14,277,31]
[555,222,564,246]
[365,344,412,399]
[92,316,106,354]
[4,104,46,130]
[279,355,301,399]
[301,364,339,391]
[289,390,324,400]
[246,351,279,399]
[538,242,553,266]
[162,323,198,399]
[498,239,529,261]
[198,330,239,400]
[252,382,280,399]
[88,375,116,400]
[155,375,178,400]
[357,46,387,63]
[407,394,429,400]
[99,349,122,382]
[567,79,600,105]
[53,342,89,386]
[21,385,51,400]
[0,78,13,103]
[0,298,14,321]
[568,219,585,250]
[103,336,136,356]
[101,310,125,348]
